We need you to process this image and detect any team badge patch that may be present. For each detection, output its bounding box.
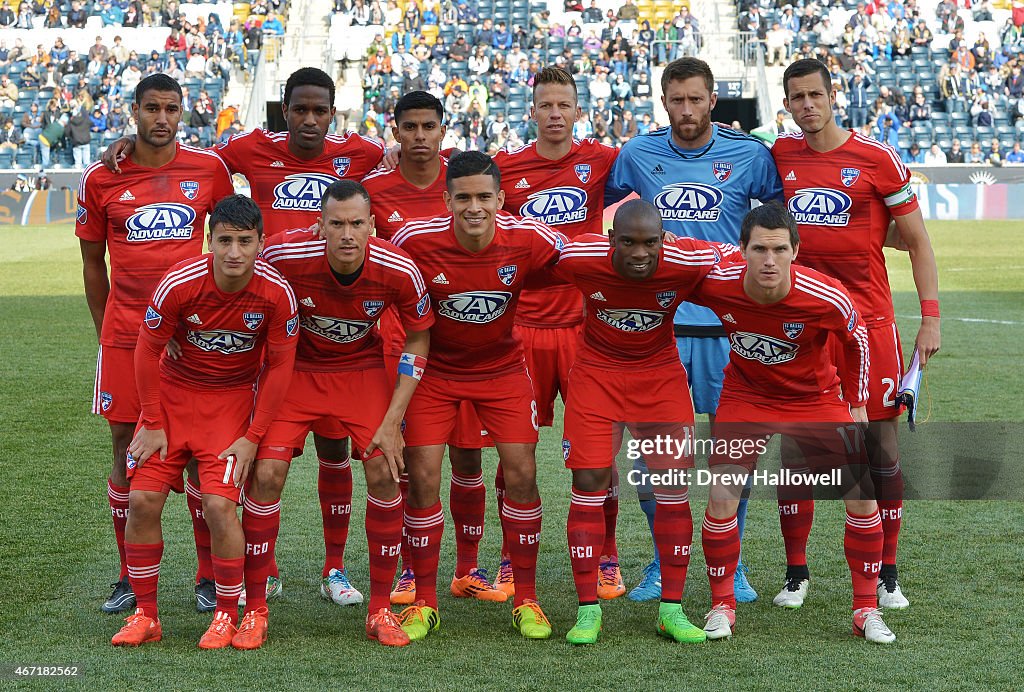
[574,164,591,183]
[77,204,88,224]
[783,322,804,339]
[180,180,199,200]
[363,300,384,317]
[144,306,162,329]
[712,161,733,183]
[286,315,299,336]
[333,157,351,177]
[243,312,264,330]
[126,450,136,470]
[100,391,112,412]
[498,265,518,286]
[656,291,677,308]
[847,312,857,332]
[416,293,430,317]
[841,168,860,187]
[562,438,571,461]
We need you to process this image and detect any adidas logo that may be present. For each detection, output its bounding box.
[589,291,607,301]
[651,164,665,175]
[785,170,796,181]
[270,160,285,167]
[388,210,403,223]
[432,273,450,285]
[118,189,135,201]
[515,177,530,189]
[300,297,315,308]
[722,313,736,323]
[187,313,202,325]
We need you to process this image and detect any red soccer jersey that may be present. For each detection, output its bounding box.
[771,131,918,325]
[495,138,619,329]
[75,144,235,348]
[215,128,386,233]
[691,263,870,407]
[554,234,731,370]
[391,211,567,381]
[139,255,298,391]
[360,158,451,240]
[262,230,434,372]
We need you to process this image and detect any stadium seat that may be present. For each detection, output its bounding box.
[0,149,13,169]
[15,148,35,168]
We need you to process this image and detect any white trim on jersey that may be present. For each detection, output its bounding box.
[152,258,208,308]
[261,238,327,263]
[254,260,298,312]
[78,160,106,202]
[92,346,103,415]
[390,216,451,245]
[370,244,428,295]
[704,265,745,281]
[181,143,233,178]
[852,133,909,179]
[793,271,855,318]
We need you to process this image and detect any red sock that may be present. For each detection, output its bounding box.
[319,456,353,576]
[185,480,213,583]
[494,464,508,557]
[242,495,280,613]
[653,490,692,602]
[405,502,445,608]
[702,512,740,609]
[212,555,244,623]
[398,472,412,572]
[501,497,542,607]
[366,493,403,612]
[600,467,619,558]
[878,500,902,565]
[568,488,605,604]
[125,541,162,618]
[107,480,130,579]
[450,472,486,577]
[778,499,814,567]
[845,510,884,610]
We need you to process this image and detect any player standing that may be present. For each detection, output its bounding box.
[111,195,298,648]
[604,57,783,602]
[391,152,567,641]
[693,202,895,644]
[78,73,235,614]
[772,58,940,609]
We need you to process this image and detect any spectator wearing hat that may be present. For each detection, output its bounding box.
[448,34,470,62]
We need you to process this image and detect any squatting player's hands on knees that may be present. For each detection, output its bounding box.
[364,420,405,482]
[850,405,868,426]
[219,436,258,488]
[164,337,182,361]
[128,426,167,466]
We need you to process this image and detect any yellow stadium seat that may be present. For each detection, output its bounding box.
[421,24,439,44]
[233,2,251,22]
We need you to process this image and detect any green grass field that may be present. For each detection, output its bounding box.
[1,221,1022,690]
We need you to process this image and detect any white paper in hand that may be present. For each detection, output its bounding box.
[898,349,923,431]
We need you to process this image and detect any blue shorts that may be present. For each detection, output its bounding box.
[675,335,729,415]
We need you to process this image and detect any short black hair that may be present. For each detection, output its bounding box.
[611,198,662,235]
[446,151,500,189]
[283,67,335,107]
[394,90,444,125]
[740,201,799,248]
[209,194,263,237]
[134,73,182,105]
[321,178,370,208]
[782,58,832,98]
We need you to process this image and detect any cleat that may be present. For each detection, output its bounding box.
[656,602,707,643]
[194,578,216,613]
[450,568,507,602]
[494,557,515,598]
[704,603,736,640]
[734,560,758,603]
[772,577,809,609]
[111,608,161,646]
[390,568,417,606]
[102,577,136,614]
[231,607,269,650]
[366,608,411,647]
[398,600,440,641]
[238,576,282,608]
[198,611,237,650]
[628,559,662,602]
[877,575,910,609]
[320,568,363,606]
[565,604,602,645]
[597,556,626,600]
[511,599,552,640]
[853,607,896,644]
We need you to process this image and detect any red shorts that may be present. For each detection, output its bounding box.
[519,323,580,427]
[562,363,695,470]
[831,322,905,421]
[128,383,255,502]
[384,353,493,450]
[257,368,391,462]
[709,394,864,471]
[94,345,140,424]
[402,370,539,447]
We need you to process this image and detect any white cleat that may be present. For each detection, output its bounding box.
[877,575,910,609]
[320,568,363,606]
[703,603,735,640]
[772,577,809,608]
[853,607,897,644]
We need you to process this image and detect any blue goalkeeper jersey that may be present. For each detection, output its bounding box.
[606,124,784,328]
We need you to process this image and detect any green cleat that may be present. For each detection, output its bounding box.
[656,602,707,643]
[566,604,602,645]
[512,599,552,640]
[398,600,440,641]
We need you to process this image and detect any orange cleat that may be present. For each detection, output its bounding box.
[597,556,626,600]
[366,608,412,647]
[390,568,417,606]
[198,611,237,650]
[231,607,269,650]
[111,608,162,647]
[494,557,515,598]
[450,568,508,602]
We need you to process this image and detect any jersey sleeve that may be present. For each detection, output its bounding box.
[210,129,253,174]
[209,155,235,207]
[526,219,570,273]
[823,277,870,407]
[393,251,435,332]
[135,273,184,428]
[74,170,108,242]
[246,280,299,443]
[752,144,785,204]
[874,144,919,216]
[265,277,300,353]
[604,142,636,205]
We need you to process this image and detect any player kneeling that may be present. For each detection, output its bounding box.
[693,203,895,644]
[112,196,298,648]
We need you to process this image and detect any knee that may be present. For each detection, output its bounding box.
[313,434,349,461]
[201,494,238,527]
[249,459,287,501]
[572,467,611,493]
[364,459,398,500]
[127,491,164,524]
[448,446,482,476]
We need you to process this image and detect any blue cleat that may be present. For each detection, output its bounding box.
[628,559,662,602]
[734,560,758,603]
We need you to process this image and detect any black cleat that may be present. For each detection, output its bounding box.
[102,576,137,614]
[195,578,217,613]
